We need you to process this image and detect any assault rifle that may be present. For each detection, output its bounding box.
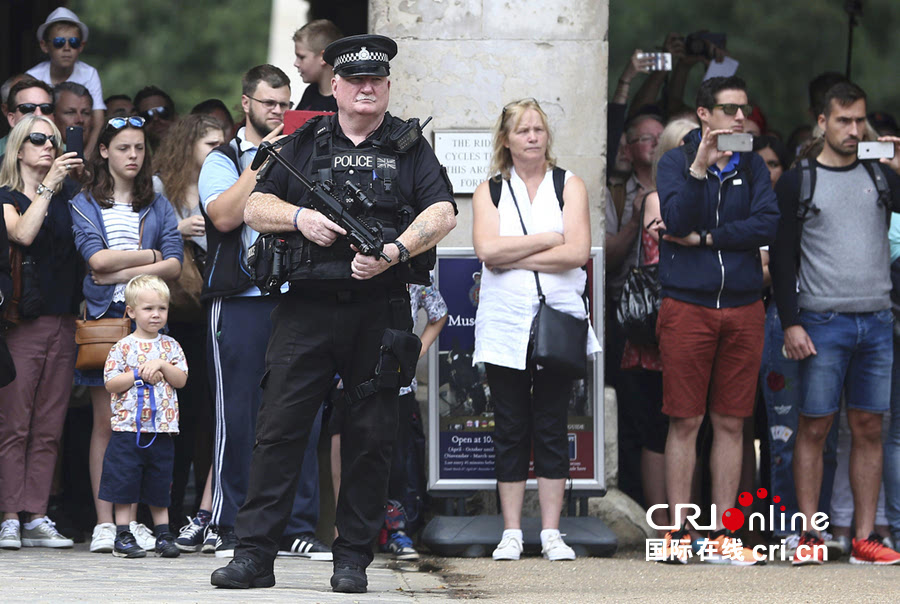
[252,140,391,262]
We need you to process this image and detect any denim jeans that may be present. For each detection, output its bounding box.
[761,304,838,534]
[886,337,900,541]
[798,309,893,416]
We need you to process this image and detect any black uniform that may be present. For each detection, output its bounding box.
[232,112,455,570]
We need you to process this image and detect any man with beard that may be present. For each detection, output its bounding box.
[772,81,900,566]
[196,64,331,561]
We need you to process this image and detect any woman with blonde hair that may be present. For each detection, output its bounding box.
[0,114,83,550]
[472,98,600,561]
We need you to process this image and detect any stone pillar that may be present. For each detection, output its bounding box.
[369,0,609,247]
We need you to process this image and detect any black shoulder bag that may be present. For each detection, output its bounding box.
[506,180,588,379]
[615,194,660,346]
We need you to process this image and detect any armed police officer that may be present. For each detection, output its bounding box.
[210,35,457,593]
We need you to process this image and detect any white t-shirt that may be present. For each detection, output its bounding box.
[26,60,106,111]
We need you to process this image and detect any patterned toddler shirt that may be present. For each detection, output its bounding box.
[104,333,188,433]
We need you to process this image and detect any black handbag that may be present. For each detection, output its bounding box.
[616,196,661,346]
[506,180,588,379]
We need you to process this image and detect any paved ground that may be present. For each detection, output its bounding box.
[4,544,900,602]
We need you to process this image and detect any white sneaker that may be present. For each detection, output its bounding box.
[823,531,850,559]
[492,531,523,561]
[21,516,73,548]
[541,530,576,561]
[783,533,800,556]
[0,519,21,550]
[90,523,116,553]
[130,522,156,551]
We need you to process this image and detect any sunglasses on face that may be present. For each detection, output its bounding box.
[25,132,58,148]
[14,103,55,115]
[107,116,146,131]
[245,96,292,112]
[139,106,172,121]
[52,36,82,49]
[712,103,753,116]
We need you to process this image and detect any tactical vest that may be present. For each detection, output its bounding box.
[282,113,433,285]
[200,138,254,300]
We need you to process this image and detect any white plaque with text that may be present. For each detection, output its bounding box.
[433,130,493,195]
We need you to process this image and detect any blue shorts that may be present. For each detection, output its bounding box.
[798,309,893,417]
[98,430,175,507]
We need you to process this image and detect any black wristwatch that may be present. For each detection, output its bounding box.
[394,240,410,263]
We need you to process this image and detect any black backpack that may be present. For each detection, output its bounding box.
[488,166,567,208]
[795,158,891,223]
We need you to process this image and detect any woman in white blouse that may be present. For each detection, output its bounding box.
[472,99,599,561]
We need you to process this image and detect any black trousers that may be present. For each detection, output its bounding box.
[234,286,410,570]
[484,362,572,482]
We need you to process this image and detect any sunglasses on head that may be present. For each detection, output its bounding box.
[712,103,753,116]
[106,116,146,131]
[51,36,82,49]
[15,103,55,115]
[25,132,58,148]
[502,98,540,118]
[139,106,172,121]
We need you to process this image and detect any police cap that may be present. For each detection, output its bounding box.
[324,34,398,78]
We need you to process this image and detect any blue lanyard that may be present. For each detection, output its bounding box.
[133,368,158,449]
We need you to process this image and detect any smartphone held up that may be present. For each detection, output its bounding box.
[857,141,895,161]
[717,133,753,153]
[65,126,84,160]
[637,52,672,72]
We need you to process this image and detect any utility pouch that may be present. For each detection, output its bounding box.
[345,328,421,405]
[248,233,290,295]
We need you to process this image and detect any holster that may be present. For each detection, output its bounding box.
[345,327,421,405]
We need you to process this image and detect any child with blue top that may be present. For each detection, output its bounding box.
[100,275,187,557]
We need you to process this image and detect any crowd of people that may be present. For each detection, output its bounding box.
[0,9,459,582]
[4,5,900,594]
[607,32,900,566]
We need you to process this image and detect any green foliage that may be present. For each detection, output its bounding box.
[610,0,900,135]
[70,0,272,115]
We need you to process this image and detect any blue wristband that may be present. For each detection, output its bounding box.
[293,207,303,231]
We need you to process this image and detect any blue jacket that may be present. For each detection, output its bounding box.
[70,191,183,318]
[656,129,779,308]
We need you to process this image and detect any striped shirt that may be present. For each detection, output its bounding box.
[100,201,140,302]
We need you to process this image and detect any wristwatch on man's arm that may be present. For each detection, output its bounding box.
[393,240,410,263]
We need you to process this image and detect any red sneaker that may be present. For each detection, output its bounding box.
[849,533,900,565]
[657,528,692,564]
[792,532,826,566]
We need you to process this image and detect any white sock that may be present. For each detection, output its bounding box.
[502,529,523,542]
[24,517,46,530]
[540,528,560,546]
[2,519,20,528]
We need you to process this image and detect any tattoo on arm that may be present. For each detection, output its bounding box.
[409,219,437,250]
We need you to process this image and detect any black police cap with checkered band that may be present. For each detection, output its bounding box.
[323,34,398,77]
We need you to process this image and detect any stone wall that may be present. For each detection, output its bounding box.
[370,0,609,248]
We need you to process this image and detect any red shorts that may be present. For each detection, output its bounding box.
[657,297,764,418]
